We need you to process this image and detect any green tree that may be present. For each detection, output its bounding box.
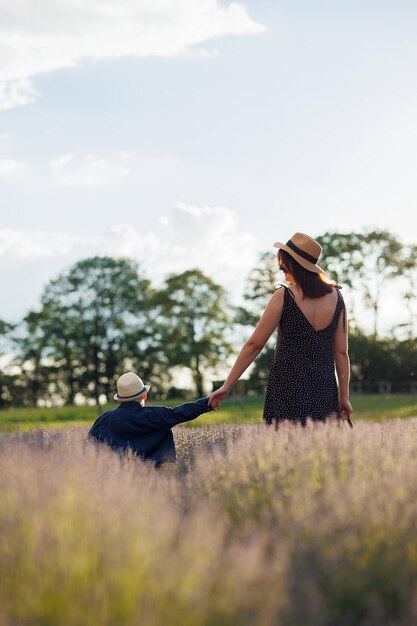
[41,256,155,405]
[13,311,51,406]
[235,251,279,326]
[235,251,280,393]
[360,230,405,338]
[318,229,408,337]
[316,231,365,287]
[0,319,14,408]
[39,300,83,405]
[401,243,417,340]
[349,329,417,387]
[156,269,232,396]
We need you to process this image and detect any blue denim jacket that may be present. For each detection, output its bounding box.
[88,397,212,465]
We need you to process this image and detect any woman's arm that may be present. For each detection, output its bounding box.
[333,305,352,419]
[208,288,285,409]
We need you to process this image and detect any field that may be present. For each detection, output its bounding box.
[2,418,417,625]
[0,393,416,430]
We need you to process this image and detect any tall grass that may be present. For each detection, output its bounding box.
[1,420,417,625]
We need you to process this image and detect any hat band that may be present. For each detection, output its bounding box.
[117,386,147,400]
[286,239,318,265]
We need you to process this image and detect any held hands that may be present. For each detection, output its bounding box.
[208,385,231,411]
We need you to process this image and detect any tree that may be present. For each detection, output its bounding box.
[40,256,155,405]
[155,269,232,396]
[0,319,14,408]
[316,231,365,287]
[235,251,280,392]
[235,251,279,326]
[360,230,405,338]
[318,230,408,337]
[348,329,417,387]
[39,300,83,405]
[401,243,417,340]
[13,311,51,406]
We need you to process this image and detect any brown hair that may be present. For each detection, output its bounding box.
[278,250,334,299]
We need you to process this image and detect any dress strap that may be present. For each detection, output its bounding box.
[334,285,347,333]
[275,283,296,299]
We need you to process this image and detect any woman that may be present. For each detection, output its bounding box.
[208,232,353,425]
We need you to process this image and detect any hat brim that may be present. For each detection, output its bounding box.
[113,384,151,402]
[273,241,325,274]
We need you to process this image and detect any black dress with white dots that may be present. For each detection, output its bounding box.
[263,285,346,425]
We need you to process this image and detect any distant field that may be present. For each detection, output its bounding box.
[0,393,416,430]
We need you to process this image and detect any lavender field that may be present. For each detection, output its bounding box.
[2,420,417,626]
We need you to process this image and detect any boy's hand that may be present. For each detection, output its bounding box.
[208,385,230,410]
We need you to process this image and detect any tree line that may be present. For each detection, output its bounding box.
[0,229,416,408]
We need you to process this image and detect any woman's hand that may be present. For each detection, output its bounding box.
[339,397,353,427]
[208,385,231,410]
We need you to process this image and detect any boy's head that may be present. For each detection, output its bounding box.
[114,372,150,406]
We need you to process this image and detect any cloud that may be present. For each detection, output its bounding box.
[0,133,13,144]
[0,159,23,176]
[0,228,77,258]
[53,155,130,186]
[0,228,84,322]
[49,153,73,169]
[0,204,259,320]
[2,150,173,185]
[102,224,163,259]
[0,79,38,112]
[99,203,258,298]
[0,0,265,111]
[0,229,45,258]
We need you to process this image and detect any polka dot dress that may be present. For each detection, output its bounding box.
[263,285,346,426]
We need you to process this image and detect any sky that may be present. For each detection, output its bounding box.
[1,0,417,333]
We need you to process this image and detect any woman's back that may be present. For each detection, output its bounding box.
[287,285,339,332]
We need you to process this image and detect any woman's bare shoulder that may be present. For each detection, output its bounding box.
[263,286,285,313]
[272,286,285,301]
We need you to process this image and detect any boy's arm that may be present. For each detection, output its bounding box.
[113,399,213,434]
[163,397,212,427]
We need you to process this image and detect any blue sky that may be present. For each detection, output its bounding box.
[1,0,416,330]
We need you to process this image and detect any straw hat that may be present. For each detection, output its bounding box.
[114,372,151,402]
[273,232,325,274]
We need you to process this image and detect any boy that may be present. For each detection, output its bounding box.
[89,372,213,466]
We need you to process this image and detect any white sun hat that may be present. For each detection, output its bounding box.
[114,372,151,402]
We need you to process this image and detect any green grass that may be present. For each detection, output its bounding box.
[0,393,416,430]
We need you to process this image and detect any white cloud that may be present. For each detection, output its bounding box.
[0,229,84,322]
[0,229,45,258]
[0,79,38,112]
[49,153,73,169]
[0,159,23,176]
[55,155,130,186]
[189,47,220,59]
[100,203,258,299]
[3,150,175,185]
[0,228,76,258]
[0,204,259,320]
[102,224,163,258]
[0,0,265,111]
